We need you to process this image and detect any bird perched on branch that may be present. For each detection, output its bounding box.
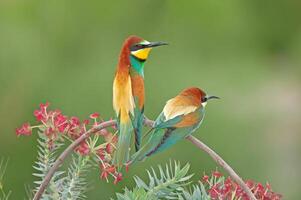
[113,35,167,166]
[130,87,219,163]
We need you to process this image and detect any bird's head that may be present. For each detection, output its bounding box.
[125,35,168,61]
[180,87,220,107]
[119,36,167,75]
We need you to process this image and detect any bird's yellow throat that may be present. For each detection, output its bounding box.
[131,48,152,60]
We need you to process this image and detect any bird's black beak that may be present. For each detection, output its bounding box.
[145,41,168,48]
[206,95,220,101]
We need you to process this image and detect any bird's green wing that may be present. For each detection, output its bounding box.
[130,128,166,163]
[130,103,144,152]
[113,114,133,168]
[153,111,182,129]
[150,125,200,155]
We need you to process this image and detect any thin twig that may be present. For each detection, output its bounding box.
[33,118,256,200]
[186,135,256,200]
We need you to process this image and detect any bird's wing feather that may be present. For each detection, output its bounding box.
[130,128,165,162]
[153,126,197,154]
[113,73,135,120]
[154,112,182,129]
[131,122,201,163]
[130,104,144,151]
[163,96,198,121]
[112,72,135,166]
[174,108,204,128]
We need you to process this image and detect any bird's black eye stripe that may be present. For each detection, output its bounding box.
[202,96,207,102]
[130,44,147,51]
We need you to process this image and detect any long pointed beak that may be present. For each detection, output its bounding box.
[146,41,168,48]
[207,95,220,101]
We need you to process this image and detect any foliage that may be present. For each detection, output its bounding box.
[115,163,282,200]
[32,132,63,199]
[31,131,91,200]
[115,161,193,200]
[59,155,91,200]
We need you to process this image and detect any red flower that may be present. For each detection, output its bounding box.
[257,183,264,191]
[33,102,50,122]
[106,166,116,174]
[70,117,80,126]
[106,143,114,154]
[16,123,32,136]
[202,175,209,183]
[33,110,45,122]
[100,164,116,180]
[200,172,282,200]
[97,148,105,160]
[208,184,221,199]
[212,170,223,178]
[89,112,100,119]
[39,102,49,112]
[54,113,68,133]
[83,119,90,125]
[75,141,90,155]
[114,173,123,184]
[223,177,233,195]
[100,171,108,180]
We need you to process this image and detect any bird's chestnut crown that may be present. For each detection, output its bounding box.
[180,87,219,108]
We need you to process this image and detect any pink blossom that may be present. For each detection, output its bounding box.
[113,173,123,184]
[75,141,90,155]
[54,113,68,133]
[89,112,100,119]
[16,122,32,136]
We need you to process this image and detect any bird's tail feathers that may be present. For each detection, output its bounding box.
[113,113,133,168]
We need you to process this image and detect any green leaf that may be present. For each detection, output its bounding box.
[115,161,197,200]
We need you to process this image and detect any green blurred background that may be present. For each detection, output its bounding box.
[1,0,300,199]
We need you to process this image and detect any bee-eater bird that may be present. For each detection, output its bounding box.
[113,35,167,166]
[130,87,219,163]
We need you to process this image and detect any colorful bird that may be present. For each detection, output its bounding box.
[113,35,167,166]
[130,87,219,163]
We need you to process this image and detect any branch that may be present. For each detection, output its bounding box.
[33,118,256,200]
[186,135,256,200]
[143,118,256,199]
